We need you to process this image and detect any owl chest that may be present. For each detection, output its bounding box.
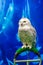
[19,30,33,44]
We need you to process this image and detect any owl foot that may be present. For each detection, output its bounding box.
[22,45,26,48]
[27,45,32,49]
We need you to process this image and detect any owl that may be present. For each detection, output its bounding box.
[18,18,36,49]
[14,18,40,59]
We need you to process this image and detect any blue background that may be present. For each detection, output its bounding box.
[0,0,43,65]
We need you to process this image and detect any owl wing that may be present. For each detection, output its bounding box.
[18,27,36,48]
[29,26,36,47]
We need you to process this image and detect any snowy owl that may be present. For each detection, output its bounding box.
[14,18,40,59]
[18,18,36,49]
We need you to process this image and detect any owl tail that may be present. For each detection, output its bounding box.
[14,47,40,59]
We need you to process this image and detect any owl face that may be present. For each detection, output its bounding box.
[18,18,31,30]
[19,18,31,27]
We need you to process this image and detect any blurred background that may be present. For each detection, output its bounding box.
[0,0,43,65]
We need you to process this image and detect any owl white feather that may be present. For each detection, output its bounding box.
[18,18,36,49]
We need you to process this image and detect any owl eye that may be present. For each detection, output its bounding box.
[21,23,23,26]
[23,21,26,23]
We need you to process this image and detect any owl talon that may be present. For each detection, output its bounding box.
[22,45,26,48]
[27,45,32,49]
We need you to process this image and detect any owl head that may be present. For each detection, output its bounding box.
[19,18,31,27]
[18,18,32,30]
